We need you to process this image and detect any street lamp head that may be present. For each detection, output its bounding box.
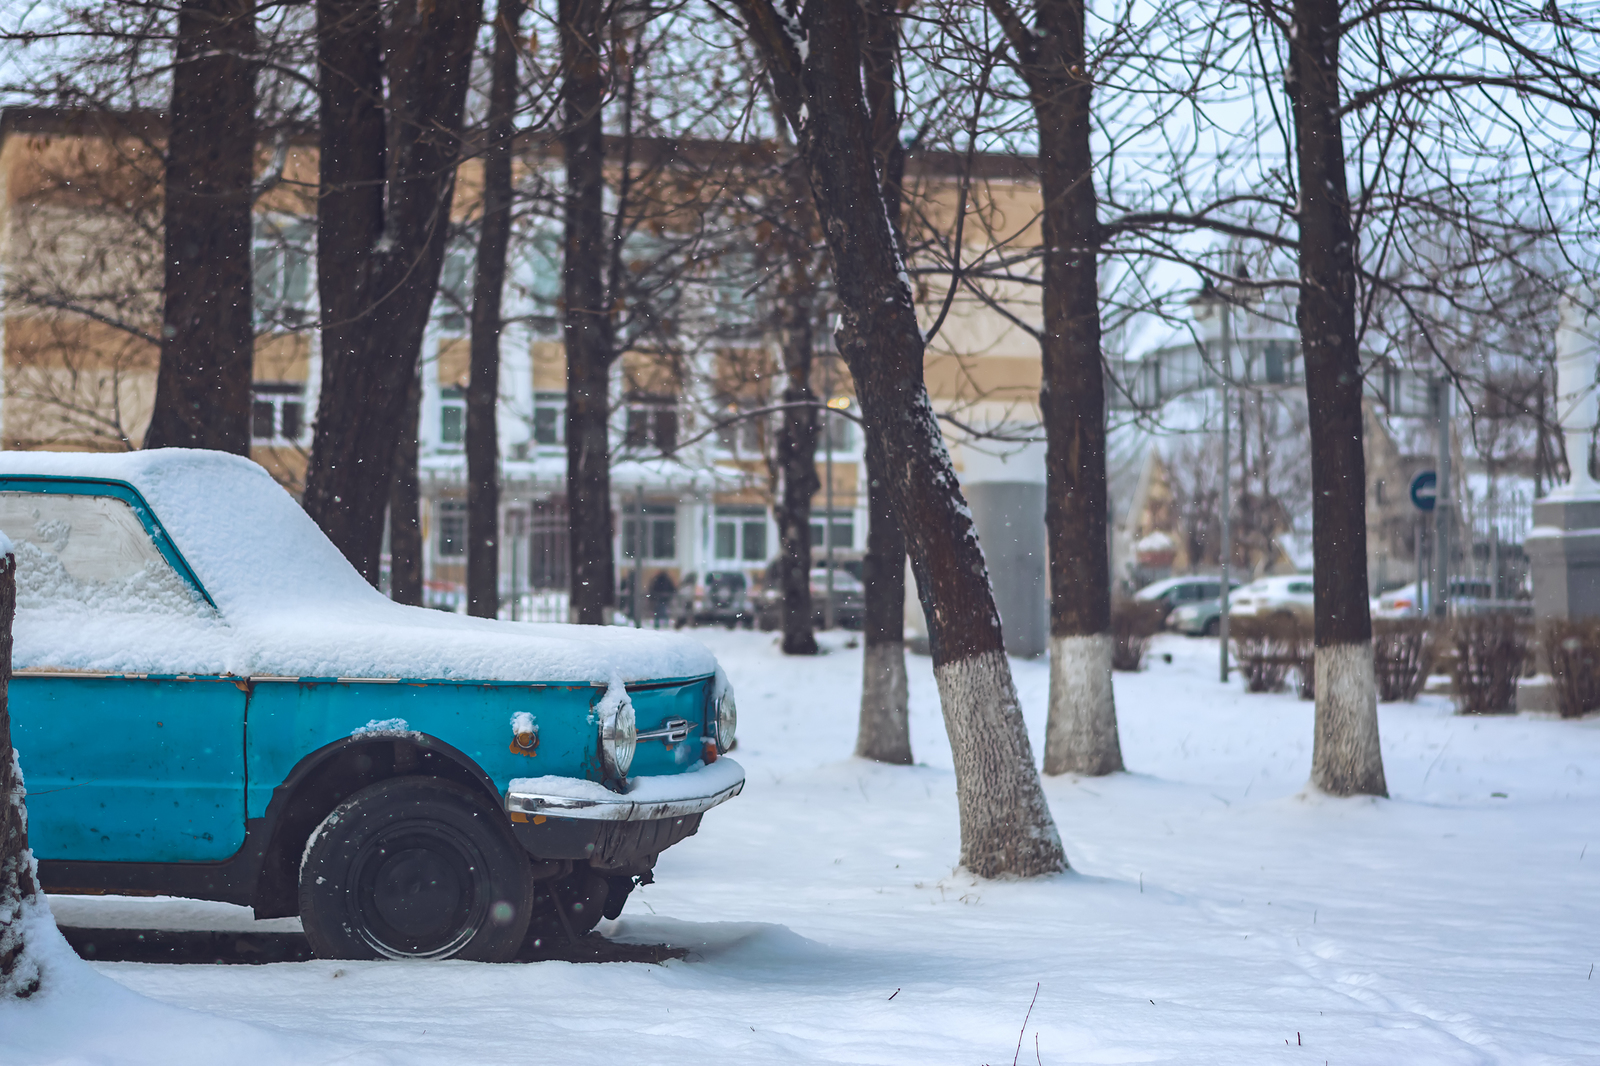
[1189,279,1224,320]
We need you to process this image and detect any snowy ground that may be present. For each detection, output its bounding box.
[5,631,1599,1065]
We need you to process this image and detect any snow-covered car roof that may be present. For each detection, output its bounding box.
[1240,574,1314,591]
[0,449,716,684]
[1133,575,1220,599]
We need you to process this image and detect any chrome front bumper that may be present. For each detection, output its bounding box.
[505,758,745,823]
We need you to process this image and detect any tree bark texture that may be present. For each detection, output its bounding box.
[466,0,525,619]
[389,363,423,606]
[988,0,1121,777]
[304,0,481,583]
[732,0,1065,877]
[0,552,41,999]
[855,0,911,763]
[1286,0,1387,797]
[561,0,615,624]
[772,168,821,656]
[145,0,255,455]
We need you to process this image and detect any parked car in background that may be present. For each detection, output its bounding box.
[1170,596,1226,636]
[1370,579,1532,619]
[1228,574,1316,622]
[754,562,865,630]
[4,450,743,962]
[1133,575,1237,624]
[669,570,752,628]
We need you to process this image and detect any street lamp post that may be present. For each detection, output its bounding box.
[821,356,838,632]
[1191,282,1234,683]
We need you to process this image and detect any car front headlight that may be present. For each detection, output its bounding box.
[600,695,637,780]
[1174,604,1199,622]
[716,687,738,753]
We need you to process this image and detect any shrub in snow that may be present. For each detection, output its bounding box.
[1230,614,1300,693]
[1109,599,1164,672]
[1448,614,1530,715]
[1372,619,1433,703]
[1542,619,1600,719]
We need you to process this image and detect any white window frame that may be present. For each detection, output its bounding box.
[251,383,310,446]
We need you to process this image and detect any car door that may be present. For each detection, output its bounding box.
[1,482,247,863]
[1286,580,1316,616]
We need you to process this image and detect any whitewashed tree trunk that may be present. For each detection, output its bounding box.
[856,641,911,764]
[730,0,1066,878]
[936,651,1066,877]
[1043,634,1123,776]
[984,0,1123,780]
[1286,0,1388,797]
[1311,643,1387,796]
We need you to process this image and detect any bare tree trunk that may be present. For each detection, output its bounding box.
[0,550,41,999]
[303,0,482,582]
[561,0,615,625]
[1287,0,1386,797]
[772,167,821,656]
[857,428,911,762]
[855,2,911,763]
[466,0,525,620]
[733,0,1065,877]
[389,363,423,606]
[145,0,255,454]
[987,0,1122,778]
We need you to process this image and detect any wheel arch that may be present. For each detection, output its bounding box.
[249,734,501,919]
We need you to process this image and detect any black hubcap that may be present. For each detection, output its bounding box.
[349,821,488,959]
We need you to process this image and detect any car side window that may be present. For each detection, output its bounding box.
[0,492,208,615]
[1288,582,1314,595]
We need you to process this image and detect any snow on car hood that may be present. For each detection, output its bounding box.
[0,449,716,683]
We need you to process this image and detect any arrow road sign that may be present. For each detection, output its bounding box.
[1410,471,1437,512]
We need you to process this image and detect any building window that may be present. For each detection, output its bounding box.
[253,218,312,328]
[622,505,677,562]
[623,396,678,454]
[437,251,470,334]
[810,511,854,552]
[715,405,765,455]
[437,501,467,557]
[533,392,564,446]
[743,519,768,561]
[440,386,465,446]
[822,407,854,451]
[251,383,307,445]
[714,505,769,562]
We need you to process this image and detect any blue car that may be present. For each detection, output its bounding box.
[2,451,742,961]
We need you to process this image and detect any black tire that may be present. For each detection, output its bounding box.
[299,776,534,962]
[1204,617,1220,637]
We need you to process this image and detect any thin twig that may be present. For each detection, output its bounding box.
[1013,983,1040,1066]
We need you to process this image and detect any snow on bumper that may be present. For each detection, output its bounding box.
[505,757,745,822]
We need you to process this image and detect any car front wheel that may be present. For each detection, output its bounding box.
[299,776,534,961]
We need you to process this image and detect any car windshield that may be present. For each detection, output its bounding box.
[809,569,863,591]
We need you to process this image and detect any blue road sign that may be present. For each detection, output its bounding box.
[1410,471,1437,512]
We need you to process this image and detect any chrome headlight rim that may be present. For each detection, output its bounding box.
[599,697,637,781]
